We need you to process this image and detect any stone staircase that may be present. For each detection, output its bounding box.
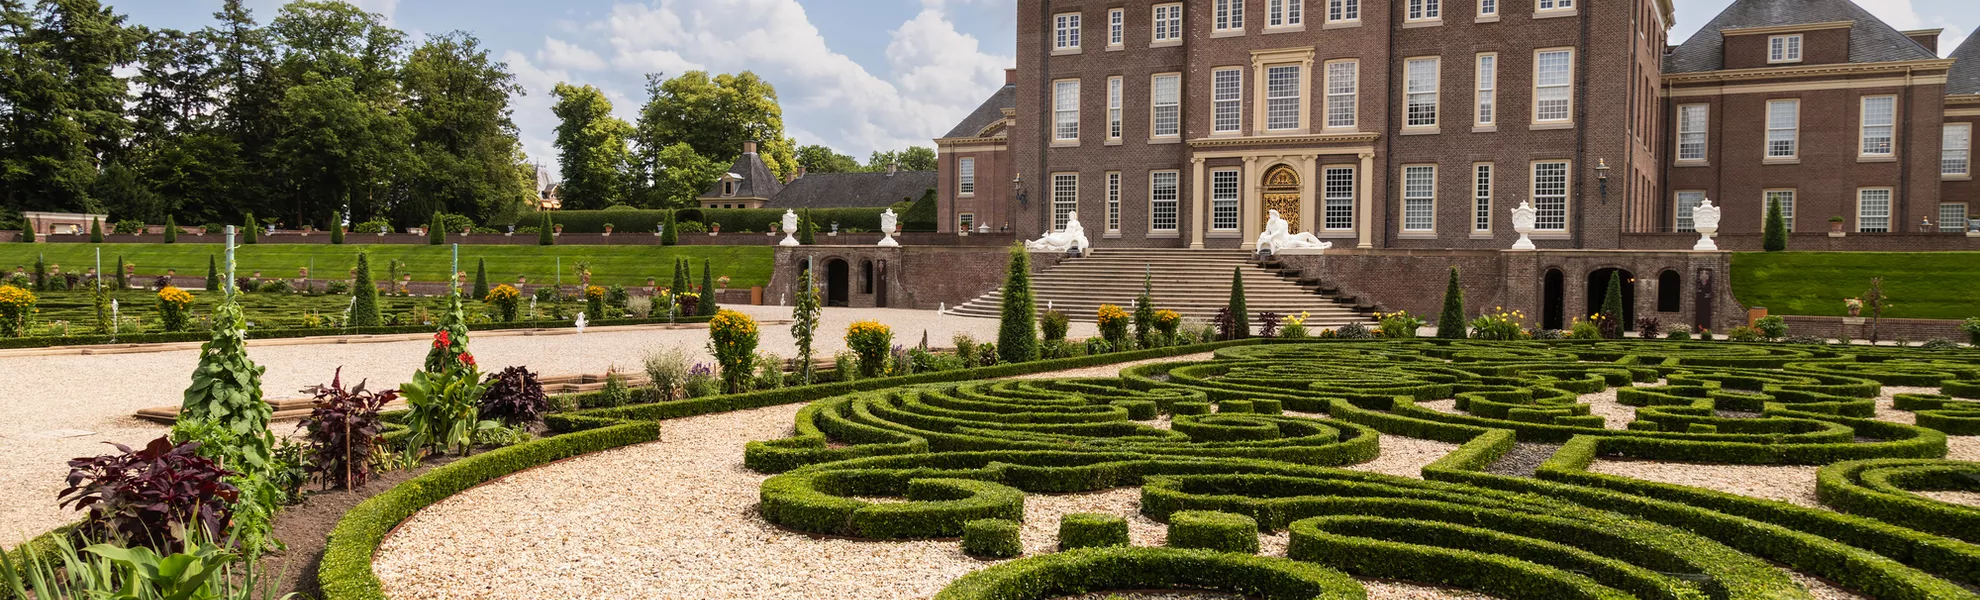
[947,249,1374,327]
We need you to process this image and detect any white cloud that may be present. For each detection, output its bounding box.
[501,50,572,170]
[347,0,399,22]
[539,37,609,71]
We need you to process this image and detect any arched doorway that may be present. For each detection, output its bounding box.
[1261,165,1303,233]
[860,260,874,295]
[825,259,849,307]
[875,260,889,308]
[1657,270,1682,313]
[1585,268,1637,326]
[1542,269,1565,330]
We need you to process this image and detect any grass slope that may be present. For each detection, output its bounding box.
[0,244,773,288]
[1731,252,1980,320]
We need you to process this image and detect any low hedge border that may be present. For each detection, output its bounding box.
[1892,393,1980,435]
[961,518,1022,558]
[1058,513,1130,550]
[1286,515,1695,600]
[1165,510,1259,554]
[1816,459,1980,545]
[932,547,1365,600]
[0,315,713,350]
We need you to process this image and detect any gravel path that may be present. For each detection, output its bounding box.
[0,306,1093,549]
[1588,460,1822,507]
[1483,443,1560,478]
[1003,352,1216,380]
[1579,386,1638,430]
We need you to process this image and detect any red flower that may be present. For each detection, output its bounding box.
[460,353,477,367]
[433,330,450,349]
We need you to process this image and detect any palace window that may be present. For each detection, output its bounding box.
[1533,49,1573,123]
[1766,99,1799,159]
[1052,173,1079,231]
[1054,80,1080,142]
[1266,65,1302,131]
[1108,8,1124,47]
[1324,167,1356,230]
[1946,123,1972,176]
[1943,203,1970,231]
[1214,0,1244,31]
[958,158,975,196]
[1213,68,1243,134]
[1328,0,1358,23]
[1269,0,1303,26]
[1325,60,1357,129]
[1768,34,1802,63]
[1675,191,1705,232]
[1472,163,1492,232]
[1478,0,1498,18]
[1106,172,1122,233]
[1152,74,1181,138]
[1536,0,1572,11]
[1054,13,1081,51]
[1211,169,1241,231]
[1151,171,1180,231]
[1407,0,1440,21]
[1860,96,1895,157]
[1107,77,1123,140]
[1532,161,1568,231]
[1764,189,1795,232]
[1857,188,1892,232]
[958,212,975,232]
[1405,58,1439,128]
[1152,4,1183,43]
[1474,53,1496,127]
[1677,104,1707,161]
[1403,165,1436,232]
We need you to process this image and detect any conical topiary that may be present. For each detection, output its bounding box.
[1133,270,1156,348]
[799,209,817,245]
[699,260,718,316]
[1227,267,1250,339]
[1599,271,1625,339]
[206,255,220,291]
[661,210,678,246]
[243,212,257,244]
[330,211,344,245]
[164,216,177,243]
[473,258,489,299]
[351,252,382,327]
[429,210,446,245]
[1436,266,1466,339]
[538,213,554,246]
[115,255,126,289]
[672,257,688,296]
[90,218,104,243]
[997,245,1038,363]
[33,254,46,290]
[1763,198,1788,252]
[19,219,32,242]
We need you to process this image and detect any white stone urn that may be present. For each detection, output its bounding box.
[877,208,900,247]
[1509,201,1538,250]
[779,209,801,247]
[1693,199,1722,251]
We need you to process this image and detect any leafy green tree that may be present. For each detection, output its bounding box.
[1763,198,1788,252]
[798,208,816,245]
[865,146,937,172]
[400,32,529,224]
[330,211,344,244]
[1599,272,1625,339]
[206,254,219,291]
[647,142,721,208]
[472,258,488,299]
[1132,271,1156,348]
[90,218,104,243]
[537,212,554,245]
[179,297,275,485]
[998,245,1038,363]
[672,257,689,297]
[32,254,46,290]
[1227,268,1250,339]
[1436,267,1466,339]
[163,215,177,243]
[93,163,167,224]
[699,259,718,316]
[791,266,820,384]
[550,83,633,210]
[0,0,136,214]
[428,210,445,245]
[632,70,796,186]
[794,144,858,174]
[660,209,677,245]
[350,252,381,326]
[243,212,256,243]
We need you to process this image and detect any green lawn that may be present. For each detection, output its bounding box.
[1730,252,1980,320]
[0,243,774,288]
[24,288,513,333]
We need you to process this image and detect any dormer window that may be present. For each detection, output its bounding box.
[1768,34,1802,63]
[723,180,736,196]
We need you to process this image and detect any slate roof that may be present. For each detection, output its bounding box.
[1665,0,1939,74]
[700,151,783,199]
[1951,33,1980,95]
[764,171,938,209]
[941,84,1016,139]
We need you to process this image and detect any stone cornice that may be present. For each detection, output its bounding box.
[1719,21,1853,37]
[1187,132,1381,148]
[1947,94,1980,106]
[1662,59,1955,85]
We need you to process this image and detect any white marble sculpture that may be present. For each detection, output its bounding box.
[1510,201,1538,250]
[1253,209,1332,254]
[1025,214,1092,253]
[1693,199,1722,251]
[878,208,900,247]
[779,210,801,246]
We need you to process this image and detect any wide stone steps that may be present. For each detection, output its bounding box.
[948,249,1372,326]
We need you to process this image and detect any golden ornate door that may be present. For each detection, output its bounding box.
[1261,165,1302,233]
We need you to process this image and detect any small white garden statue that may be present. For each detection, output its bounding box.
[1692,198,1722,251]
[1025,214,1092,253]
[779,209,801,247]
[1253,209,1331,254]
[574,311,588,334]
[878,208,900,247]
[1509,201,1538,250]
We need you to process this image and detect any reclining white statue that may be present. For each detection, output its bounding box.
[1025,214,1092,253]
[1254,209,1331,254]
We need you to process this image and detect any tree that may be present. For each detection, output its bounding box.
[19,220,31,242]
[90,218,104,243]
[1598,272,1625,339]
[1436,267,1466,339]
[998,245,1038,363]
[798,208,816,245]
[646,142,721,208]
[115,255,125,288]
[632,70,797,187]
[0,0,137,214]
[163,215,177,243]
[243,211,257,243]
[472,258,488,299]
[671,257,688,297]
[791,266,820,384]
[865,146,937,172]
[659,209,677,245]
[32,254,46,290]
[1763,198,1788,252]
[206,254,219,291]
[699,259,718,316]
[1132,270,1156,348]
[1227,268,1250,339]
[550,83,633,210]
[400,32,529,225]
[537,212,553,246]
[428,210,445,245]
[794,144,858,174]
[350,252,381,326]
[1861,278,1889,344]
[330,211,344,244]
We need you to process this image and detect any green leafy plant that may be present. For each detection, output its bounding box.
[1097,304,1130,348]
[1133,272,1156,348]
[179,298,275,477]
[205,256,219,292]
[791,268,821,384]
[698,260,718,316]
[1374,310,1425,339]
[241,213,255,244]
[299,369,396,490]
[429,211,446,245]
[1468,307,1528,340]
[846,320,893,379]
[329,212,344,245]
[538,213,554,246]
[91,218,104,243]
[661,209,678,245]
[1754,315,1788,340]
[1961,317,1980,346]
[1038,310,1070,343]
[164,216,178,244]
[400,350,491,457]
[709,309,760,393]
[1598,271,1625,339]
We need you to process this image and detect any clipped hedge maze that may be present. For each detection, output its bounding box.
[743,340,1980,599]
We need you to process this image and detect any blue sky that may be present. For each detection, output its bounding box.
[122,0,1979,175]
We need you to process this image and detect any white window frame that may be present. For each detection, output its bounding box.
[1269,0,1304,27]
[958,212,975,232]
[1763,189,1795,233]
[1945,123,1972,177]
[1265,65,1303,132]
[1214,0,1244,32]
[1404,57,1439,130]
[1859,95,1896,158]
[1856,188,1892,233]
[1107,76,1123,142]
[1213,68,1243,134]
[1941,203,1969,232]
[1152,4,1183,44]
[1054,13,1082,52]
[1406,0,1441,22]
[1325,60,1357,130]
[1473,53,1496,128]
[958,157,975,196]
[1477,0,1499,19]
[1768,34,1802,64]
[1054,79,1080,143]
[1674,190,1705,232]
[1472,163,1493,233]
[1105,171,1122,234]
[1150,73,1181,139]
[1210,169,1241,231]
[1677,104,1708,162]
[1327,0,1359,24]
[1535,0,1574,14]
[1052,173,1079,232]
[1150,171,1180,232]
[1531,160,1570,232]
[1323,166,1356,231]
[1402,164,1437,232]
[1766,99,1799,160]
[1108,8,1124,48]
[1532,48,1574,125]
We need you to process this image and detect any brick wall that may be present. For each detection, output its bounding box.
[1621,231,1980,251]
[16,231,1023,248]
[1778,315,1970,342]
[766,246,1067,310]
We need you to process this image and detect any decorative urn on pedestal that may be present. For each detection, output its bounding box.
[877,208,900,247]
[1509,201,1538,250]
[779,210,801,247]
[1693,199,1722,251]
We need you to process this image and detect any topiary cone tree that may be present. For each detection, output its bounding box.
[538,213,554,246]
[351,252,383,327]
[661,209,678,246]
[998,244,1039,363]
[699,259,719,316]
[1133,270,1156,348]
[799,209,817,245]
[115,255,126,289]
[1227,267,1250,339]
[19,219,32,242]
[1599,271,1625,339]
[243,212,257,244]
[330,211,345,245]
[1436,266,1466,339]
[429,211,446,245]
[206,255,220,291]
[164,216,178,243]
[1763,198,1788,252]
[90,218,104,243]
[473,258,489,299]
[672,258,688,296]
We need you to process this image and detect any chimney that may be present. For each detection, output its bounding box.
[743,141,758,155]
[888,162,898,176]
[1004,68,1017,86]
[797,165,807,179]
[1900,29,1941,54]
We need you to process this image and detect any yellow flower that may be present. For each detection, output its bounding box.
[0,284,39,309]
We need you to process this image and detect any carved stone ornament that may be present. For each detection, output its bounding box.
[1509,201,1537,251]
[1025,213,1093,253]
[1254,209,1332,254]
[779,210,801,247]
